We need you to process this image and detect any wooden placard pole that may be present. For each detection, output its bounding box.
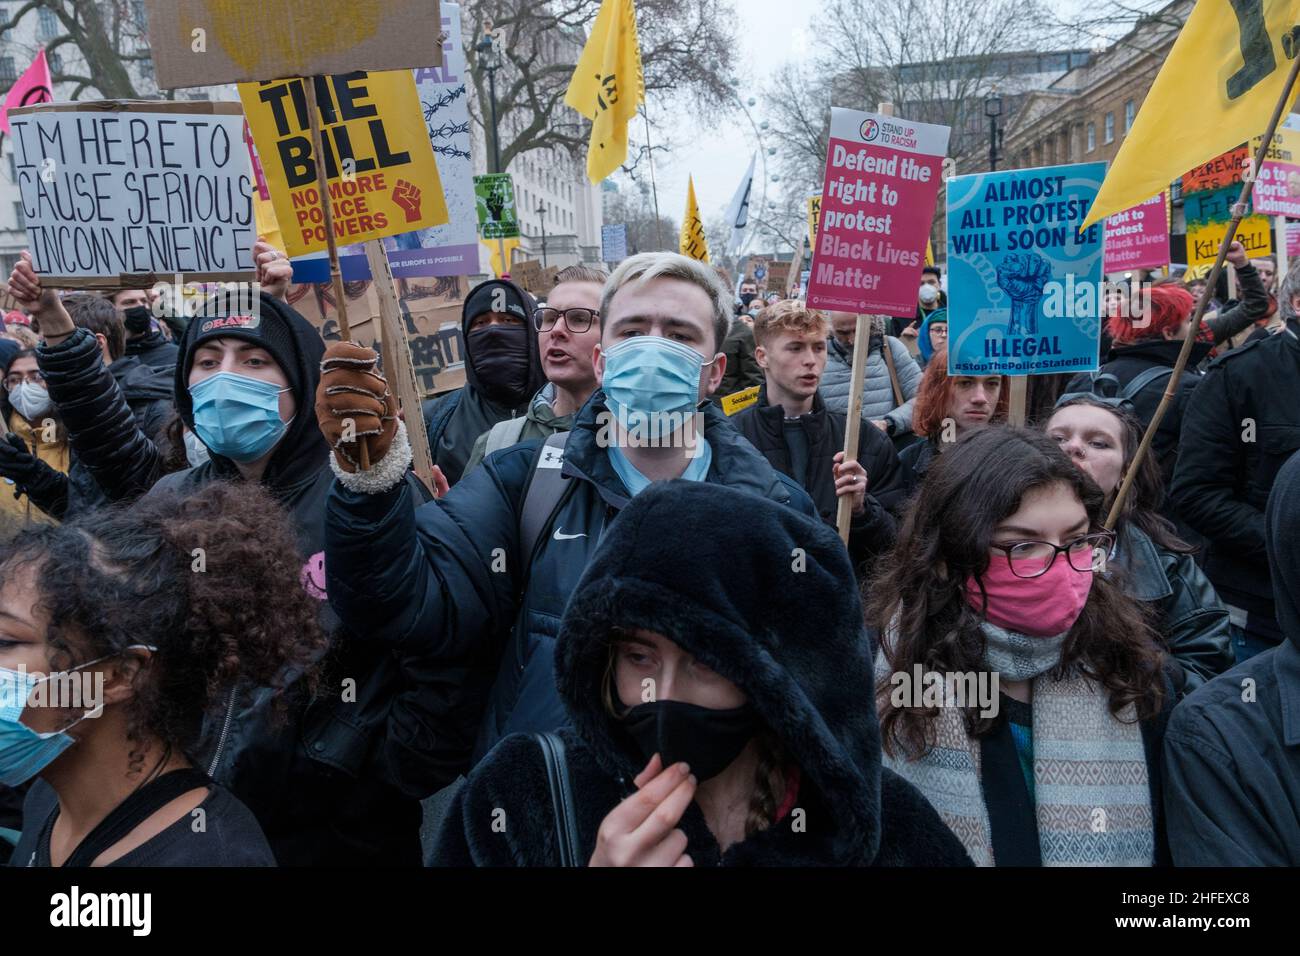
[1105,51,1300,531]
[364,240,437,495]
[1275,214,1288,288]
[1007,376,1028,427]
[304,75,369,470]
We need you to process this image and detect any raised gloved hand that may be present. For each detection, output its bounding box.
[0,433,68,516]
[0,433,42,487]
[316,342,410,493]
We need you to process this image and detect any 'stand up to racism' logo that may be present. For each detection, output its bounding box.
[859,119,880,142]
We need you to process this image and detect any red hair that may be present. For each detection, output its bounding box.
[911,348,1010,437]
[1107,285,1193,344]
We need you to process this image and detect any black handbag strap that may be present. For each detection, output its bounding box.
[534,731,580,867]
[45,767,212,867]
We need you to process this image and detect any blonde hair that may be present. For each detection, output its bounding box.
[554,264,609,285]
[600,252,732,352]
[752,300,828,348]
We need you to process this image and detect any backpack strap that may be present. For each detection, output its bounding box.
[1120,365,1175,402]
[519,431,571,565]
[534,732,580,866]
[484,415,530,457]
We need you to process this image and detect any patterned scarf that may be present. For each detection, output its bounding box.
[876,621,1153,866]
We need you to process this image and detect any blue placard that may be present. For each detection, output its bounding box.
[946,162,1105,376]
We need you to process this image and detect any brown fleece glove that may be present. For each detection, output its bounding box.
[315,342,397,472]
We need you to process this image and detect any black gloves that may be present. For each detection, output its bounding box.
[0,433,68,518]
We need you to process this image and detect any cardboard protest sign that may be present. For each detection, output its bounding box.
[145,0,442,90]
[602,223,628,262]
[10,101,254,287]
[1184,186,1271,267]
[240,71,448,260]
[474,173,520,239]
[747,257,770,289]
[284,4,476,283]
[946,161,1105,376]
[766,260,790,292]
[806,107,950,317]
[289,272,468,397]
[1181,146,1249,193]
[1252,127,1300,218]
[1104,193,1170,274]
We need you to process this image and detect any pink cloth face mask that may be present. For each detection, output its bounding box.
[964,552,1094,637]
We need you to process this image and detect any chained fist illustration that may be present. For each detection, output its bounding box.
[393,179,423,223]
[996,252,1054,337]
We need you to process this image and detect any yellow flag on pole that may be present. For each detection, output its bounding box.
[1082,0,1300,228]
[564,0,645,184]
[680,175,709,262]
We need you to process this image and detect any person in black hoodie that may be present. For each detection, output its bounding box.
[1163,450,1300,864]
[431,480,972,866]
[109,288,179,372]
[145,288,430,866]
[422,278,546,486]
[731,300,903,573]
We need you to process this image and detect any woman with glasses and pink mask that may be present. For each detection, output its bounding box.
[870,426,1177,866]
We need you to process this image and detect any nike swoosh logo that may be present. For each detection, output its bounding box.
[552,528,587,541]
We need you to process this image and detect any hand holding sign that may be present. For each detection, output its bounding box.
[7,252,68,337]
[315,342,398,473]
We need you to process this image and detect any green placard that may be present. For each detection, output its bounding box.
[474,173,520,240]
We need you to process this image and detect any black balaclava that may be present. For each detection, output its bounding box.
[123,305,154,335]
[462,279,544,408]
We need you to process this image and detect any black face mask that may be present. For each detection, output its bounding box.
[739,292,757,307]
[123,305,153,335]
[468,323,532,406]
[620,696,760,781]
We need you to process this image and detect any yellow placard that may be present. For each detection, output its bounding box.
[720,385,760,416]
[807,193,822,250]
[680,175,709,262]
[240,70,448,258]
[1186,214,1273,268]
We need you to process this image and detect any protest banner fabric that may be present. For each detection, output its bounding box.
[145,0,442,90]
[1103,193,1169,273]
[564,0,645,183]
[0,49,52,135]
[240,71,448,260]
[1253,127,1300,217]
[1083,0,1300,228]
[11,101,254,287]
[806,107,950,317]
[946,161,1105,376]
[474,173,520,239]
[680,175,709,262]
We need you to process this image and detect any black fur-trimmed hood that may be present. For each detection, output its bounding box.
[554,480,883,864]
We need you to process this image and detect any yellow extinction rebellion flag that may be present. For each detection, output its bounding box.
[680,175,709,262]
[1083,0,1300,228]
[564,0,645,184]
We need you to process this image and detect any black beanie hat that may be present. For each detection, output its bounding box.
[180,292,302,397]
[464,279,531,325]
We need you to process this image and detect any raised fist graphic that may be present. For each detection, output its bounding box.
[996,252,1054,337]
[393,179,423,223]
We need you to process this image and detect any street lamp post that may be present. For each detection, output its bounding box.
[477,31,503,174]
[537,200,549,267]
[984,93,1003,172]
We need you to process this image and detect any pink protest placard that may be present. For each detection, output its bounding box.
[1103,193,1169,273]
[806,108,950,317]
[1253,128,1300,217]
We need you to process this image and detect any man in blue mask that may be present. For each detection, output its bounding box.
[318,252,821,806]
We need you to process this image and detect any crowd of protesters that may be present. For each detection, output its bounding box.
[0,241,1297,869]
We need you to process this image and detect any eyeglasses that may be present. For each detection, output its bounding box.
[989,530,1116,578]
[930,326,949,338]
[533,307,599,333]
[4,371,44,390]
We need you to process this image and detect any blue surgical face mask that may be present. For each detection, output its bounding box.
[601,336,716,441]
[0,645,155,787]
[189,371,291,463]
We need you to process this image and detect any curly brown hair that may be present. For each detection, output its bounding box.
[0,481,327,764]
[868,426,1167,759]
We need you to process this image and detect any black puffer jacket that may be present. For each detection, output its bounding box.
[149,294,427,866]
[326,392,819,795]
[1111,523,1232,696]
[32,328,173,518]
[732,387,903,572]
[1163,450,1300,864]
[432,480,973,866]
[1170,321,1300,642]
